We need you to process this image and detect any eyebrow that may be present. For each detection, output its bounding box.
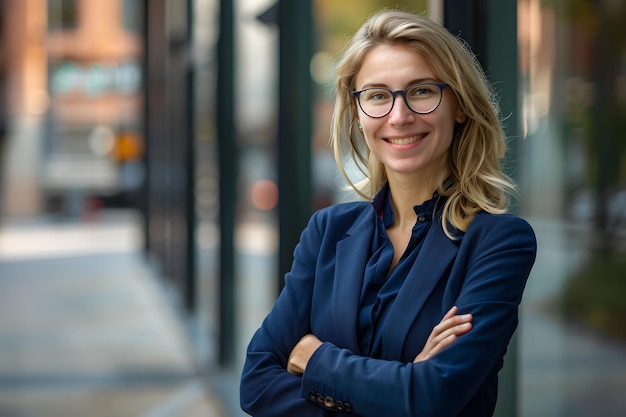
[357,78,441,90]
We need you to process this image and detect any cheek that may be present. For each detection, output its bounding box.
[439,108,462,138]
[362,131,376,151]
[355,118,374,150]
[361,122,384,146]
[362,129,383,157]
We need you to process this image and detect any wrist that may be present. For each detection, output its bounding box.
[288,335,323,375]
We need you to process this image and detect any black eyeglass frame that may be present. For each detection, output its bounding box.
[352,82,449,118]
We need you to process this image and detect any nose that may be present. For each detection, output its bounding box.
[387,93,415,126]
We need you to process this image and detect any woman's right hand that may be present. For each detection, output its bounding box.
[413,306,473,363]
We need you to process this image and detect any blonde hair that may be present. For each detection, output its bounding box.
[330,10,516,238]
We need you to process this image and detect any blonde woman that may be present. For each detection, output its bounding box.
[240,10,536,417]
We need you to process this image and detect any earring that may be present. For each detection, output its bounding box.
[358,124,363,131]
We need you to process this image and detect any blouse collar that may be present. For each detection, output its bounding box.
[372,183,441,228]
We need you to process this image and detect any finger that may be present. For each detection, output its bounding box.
[414,333,458,363]
[415,316,473,363]
[430,321,473,345]
[433,313,472,335]
[431,333,458,354]
[441,313,473,328]
[442,306,458,321]
[426,323,471,357]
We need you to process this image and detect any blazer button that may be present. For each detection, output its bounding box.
[316,393,325,404]
[324,396,335,408]
[344,402,352,412]
[308,391,316,401]
[335,401,344,411]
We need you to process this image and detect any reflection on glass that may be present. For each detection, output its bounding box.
[519,0,626,415]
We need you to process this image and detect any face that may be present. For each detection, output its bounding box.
[354,43,466,184]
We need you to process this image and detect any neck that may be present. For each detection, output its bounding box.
[387,174,439,228]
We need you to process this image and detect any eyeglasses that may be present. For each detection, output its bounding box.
[352,82,449,118]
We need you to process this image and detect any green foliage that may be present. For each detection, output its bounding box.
[542,0,597,28]
[542,0,626,47]
[315,0,428,53]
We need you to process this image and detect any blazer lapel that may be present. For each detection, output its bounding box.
[381,221,460,359]
[332,209,376,354]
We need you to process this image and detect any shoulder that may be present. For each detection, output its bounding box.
[310,200,374,225]
[471,212,534,230]
[465,212,537,248]
[302,201,375,239]
[294,201,375,257]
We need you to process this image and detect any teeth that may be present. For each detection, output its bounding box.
[387,134,424,145]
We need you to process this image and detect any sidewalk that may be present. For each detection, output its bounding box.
[0,210,227,417]
[6,210,624,417]
[519,218,626,417]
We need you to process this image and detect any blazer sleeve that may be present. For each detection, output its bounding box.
[299,215,537,417]
[240,210,335,417]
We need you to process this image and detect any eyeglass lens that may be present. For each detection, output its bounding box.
[356,83,444,118]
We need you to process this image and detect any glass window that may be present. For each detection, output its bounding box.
[519,0,626,415]
[48,0,77,30]
[122,0,141,33]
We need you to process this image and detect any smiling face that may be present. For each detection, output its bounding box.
[355,43,466,187]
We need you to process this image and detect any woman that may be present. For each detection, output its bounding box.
[240,10,536,417]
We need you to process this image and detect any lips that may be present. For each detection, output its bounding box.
[385,133,426,145]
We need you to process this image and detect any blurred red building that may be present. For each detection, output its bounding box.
[1,0,143,216]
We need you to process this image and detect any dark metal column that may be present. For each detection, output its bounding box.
[444,0,520,415]
[217,0,237,367]
[484,3,520,416]
[142,0,195,312]
[277,0,313,294]
[166,0,195,311]
[184,0,197,312]
[143,0,167,263]
[140,0,149,255]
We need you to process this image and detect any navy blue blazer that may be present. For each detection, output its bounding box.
[240,200,537,417]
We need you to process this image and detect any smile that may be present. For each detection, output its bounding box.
[385,134,426,145]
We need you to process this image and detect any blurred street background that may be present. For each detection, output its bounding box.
[0,0,625,416]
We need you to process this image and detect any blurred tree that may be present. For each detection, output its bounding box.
[315,0,428,54]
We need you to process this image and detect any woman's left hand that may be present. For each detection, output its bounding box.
[413,306,473,363]
[287,334,323,376]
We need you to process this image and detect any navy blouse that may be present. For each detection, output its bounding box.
[358,185,441,357]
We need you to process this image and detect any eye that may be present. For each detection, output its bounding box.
[408,84,437,97]
[364,89,391,101]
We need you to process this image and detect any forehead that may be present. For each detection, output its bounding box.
[355,43,436,88]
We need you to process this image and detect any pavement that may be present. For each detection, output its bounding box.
[519,218,626,417]
[2,209,626,417]
[0,210,228,417]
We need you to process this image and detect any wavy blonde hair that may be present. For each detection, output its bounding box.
[330,10,516,238]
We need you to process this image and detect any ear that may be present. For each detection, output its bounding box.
[455,108,467,124]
